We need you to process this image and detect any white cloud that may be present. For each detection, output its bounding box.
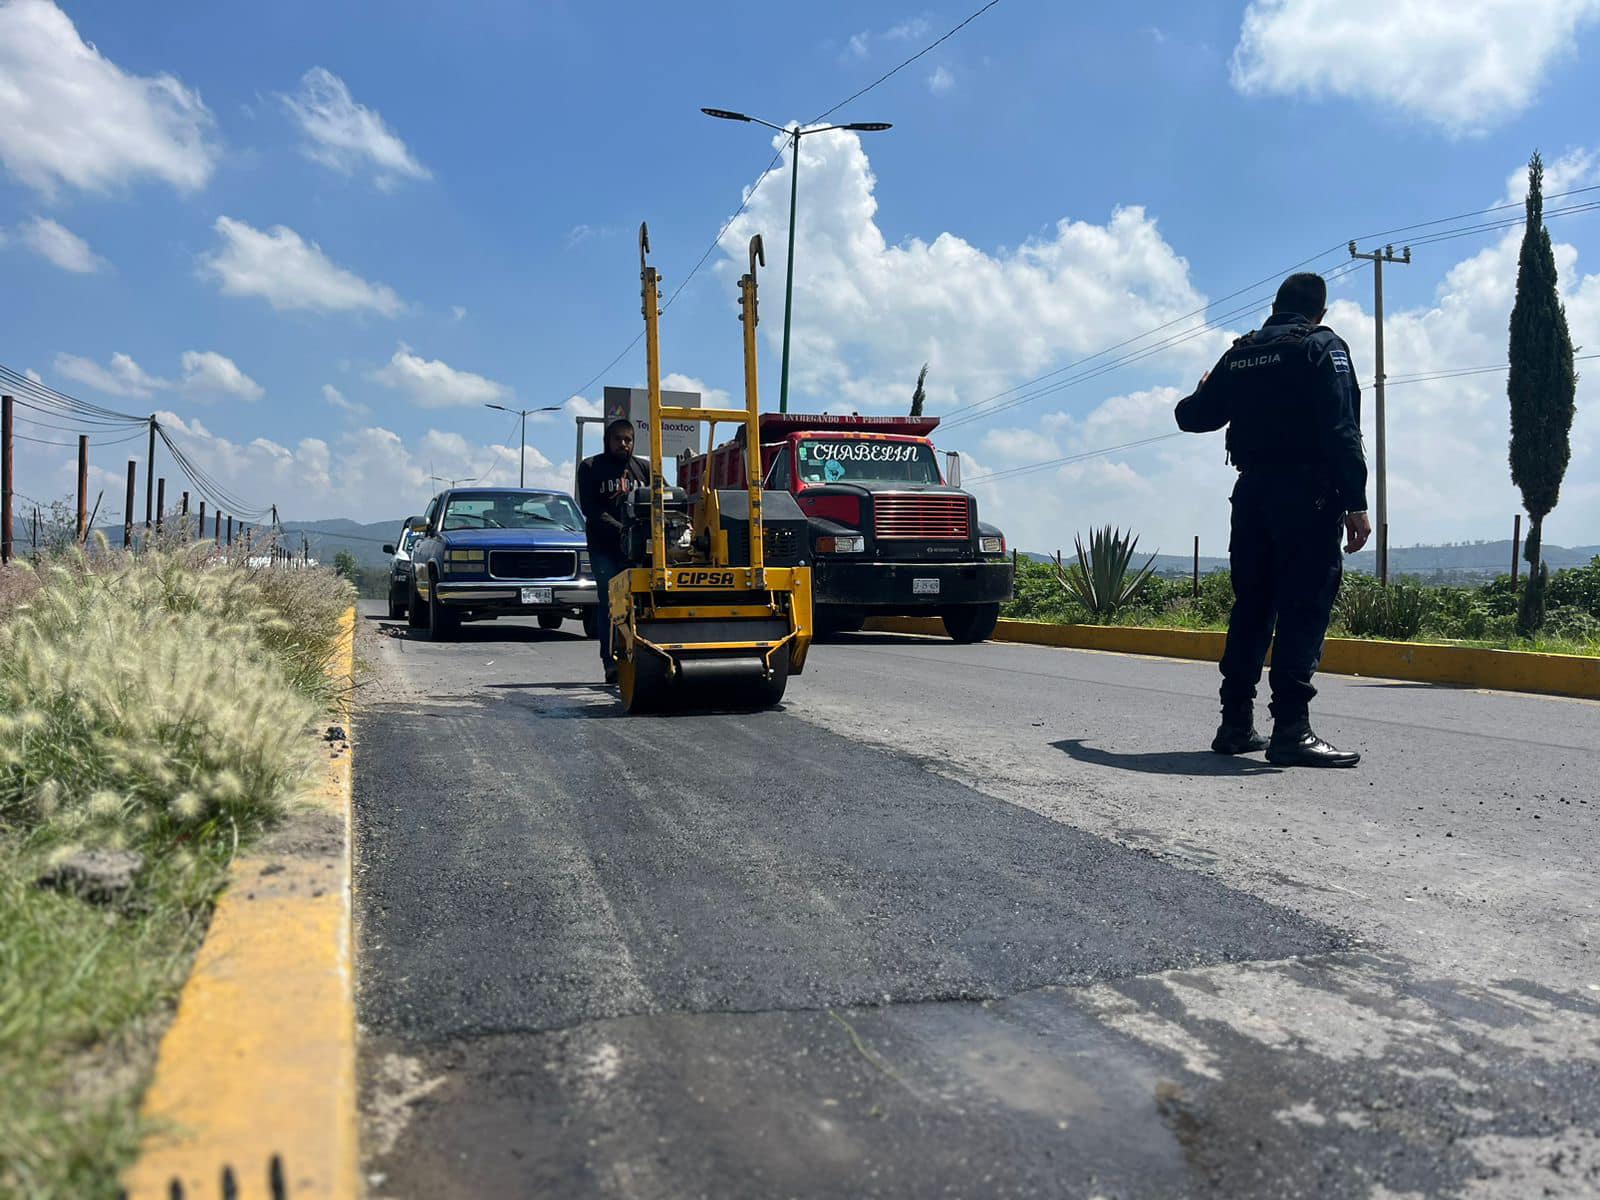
[721,128,1216,416]
[281,67,430,188]
[53,351,167,398]
[451,305,467,322]
[716,134,1600,557]
[1230,0,1600,134]
[661,372,733,409]
[927,65,955,94]
[178,350,262,402]
[370,344,510,408]
[202,216,404,316]
[0,0,217,195]
[14,215,102,272]
[322,383,370,417]
[50,348,262,404]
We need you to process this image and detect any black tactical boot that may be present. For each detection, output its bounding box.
[1211,705,1268,755]
[1266,720,1360,768]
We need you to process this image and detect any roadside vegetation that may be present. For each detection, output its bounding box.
[0,537,353,1199]
[1004,550,1600,658]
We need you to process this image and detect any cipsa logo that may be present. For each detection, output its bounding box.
[676,570,735,587]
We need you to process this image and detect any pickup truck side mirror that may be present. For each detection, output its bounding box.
[382,544,396,555]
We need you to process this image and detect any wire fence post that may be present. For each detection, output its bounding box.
[198,500,207,543]
[180,490,189,540]
[1512,514,1522,587]
[226,515,233,546]
[77,434,89,541]
[214,510,221,543]
[1193,535,1200,598]
[1,393,13,565]
[123,459,137,549]
[155,477,166,533]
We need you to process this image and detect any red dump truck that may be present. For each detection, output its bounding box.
[679,413,1014,641]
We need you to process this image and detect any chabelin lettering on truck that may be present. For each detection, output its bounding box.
[678,413,1014,643]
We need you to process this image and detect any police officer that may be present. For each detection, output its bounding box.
[1175,272,1372,767]
[576,418,651,684]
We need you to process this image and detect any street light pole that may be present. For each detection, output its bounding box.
[485,403,562,486]
[702,108,892,414]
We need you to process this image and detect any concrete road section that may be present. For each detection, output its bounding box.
[353,604,1600,1198]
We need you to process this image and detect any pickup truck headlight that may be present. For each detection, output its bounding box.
[816,535,865,554]
[979,535,1005,555]
[578,550,592,577]
[443,549,484,574]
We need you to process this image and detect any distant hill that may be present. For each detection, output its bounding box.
[280,517,408,569]
[1024,539,1599,583]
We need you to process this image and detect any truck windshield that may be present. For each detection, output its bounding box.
[442,492,584,531]
[796,439,942,485]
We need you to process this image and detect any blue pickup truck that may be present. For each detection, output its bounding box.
[404,487,599,640]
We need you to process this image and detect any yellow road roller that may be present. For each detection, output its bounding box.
[608,225,814,714]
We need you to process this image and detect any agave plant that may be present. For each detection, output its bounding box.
[1051,526,1158,620]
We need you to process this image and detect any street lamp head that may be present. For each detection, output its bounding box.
[701,107,751,122]
[844,122,893,132]
[484,402,509,413]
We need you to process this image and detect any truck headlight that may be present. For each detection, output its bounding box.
[979,535,1005,555]
[578,550,592,576]
[816,535,865,554]
[443,549,484,574]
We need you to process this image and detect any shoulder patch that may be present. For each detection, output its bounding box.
[1328,349,1352,374]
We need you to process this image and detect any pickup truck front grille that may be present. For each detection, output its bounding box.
[488,550,577,580]
[872,494,970,540]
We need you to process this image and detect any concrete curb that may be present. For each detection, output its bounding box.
[866,616,1600,700]
[122,607,359,1199]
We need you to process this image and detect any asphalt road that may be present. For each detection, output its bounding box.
[352,602,1600,1199]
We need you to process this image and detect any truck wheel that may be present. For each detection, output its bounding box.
[537,613,564,631]
[406,581,427,629]
[943,603,1000,644]
[388,585,407,620]
[427,578,460,641]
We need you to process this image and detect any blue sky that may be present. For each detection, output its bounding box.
[3,0,1598,555]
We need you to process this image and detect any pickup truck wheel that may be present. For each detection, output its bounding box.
[537,613,564,631]
[387,585,407,620]
[406,580,427,629]
[942,603,1000,644]
[427,578,460,641]
[814,605,865,637]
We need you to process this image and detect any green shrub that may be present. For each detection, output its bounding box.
[1334,575,1427,640]
[1542,605,1600,643]
[1547,555,1600,617]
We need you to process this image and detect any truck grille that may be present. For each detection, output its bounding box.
[872,494,970,540]
[488,550,577,580]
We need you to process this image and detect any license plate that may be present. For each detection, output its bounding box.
[912,577,940,595]
[520,587,553,605]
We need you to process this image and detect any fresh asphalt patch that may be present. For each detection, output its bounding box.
[354,616,1600,1198]
[355,691,1339,1042]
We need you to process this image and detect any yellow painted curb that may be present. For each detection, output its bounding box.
[866,615,1600,700]
[122,607,359,1199]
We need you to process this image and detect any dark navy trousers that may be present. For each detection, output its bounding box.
[1219,471,1345,724]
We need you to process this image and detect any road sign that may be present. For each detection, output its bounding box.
[603,387,701,460]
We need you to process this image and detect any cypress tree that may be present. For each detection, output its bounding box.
[909,363,928,417]
[1507,151,1577,636]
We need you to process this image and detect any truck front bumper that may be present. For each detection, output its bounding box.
[424,577,598,617]
[812,560,1013,610]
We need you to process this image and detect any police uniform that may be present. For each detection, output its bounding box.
[1175,311,1367,765]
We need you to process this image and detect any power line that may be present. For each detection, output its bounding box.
[966,351,1600,487]
[551,4,1005,407]
[812,0,1005,123]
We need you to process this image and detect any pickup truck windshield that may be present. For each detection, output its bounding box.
[442,492,584,531]
[796,439,942,485]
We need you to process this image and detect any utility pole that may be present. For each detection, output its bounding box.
[198,500,207,542]
[1,394,13,565]
[144,414,157,531]
[1348,242,1411,584]
[155,478,166,532]
[124,460,137,549]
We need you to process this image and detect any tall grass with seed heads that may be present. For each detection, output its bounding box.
[0,537,353,1199]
